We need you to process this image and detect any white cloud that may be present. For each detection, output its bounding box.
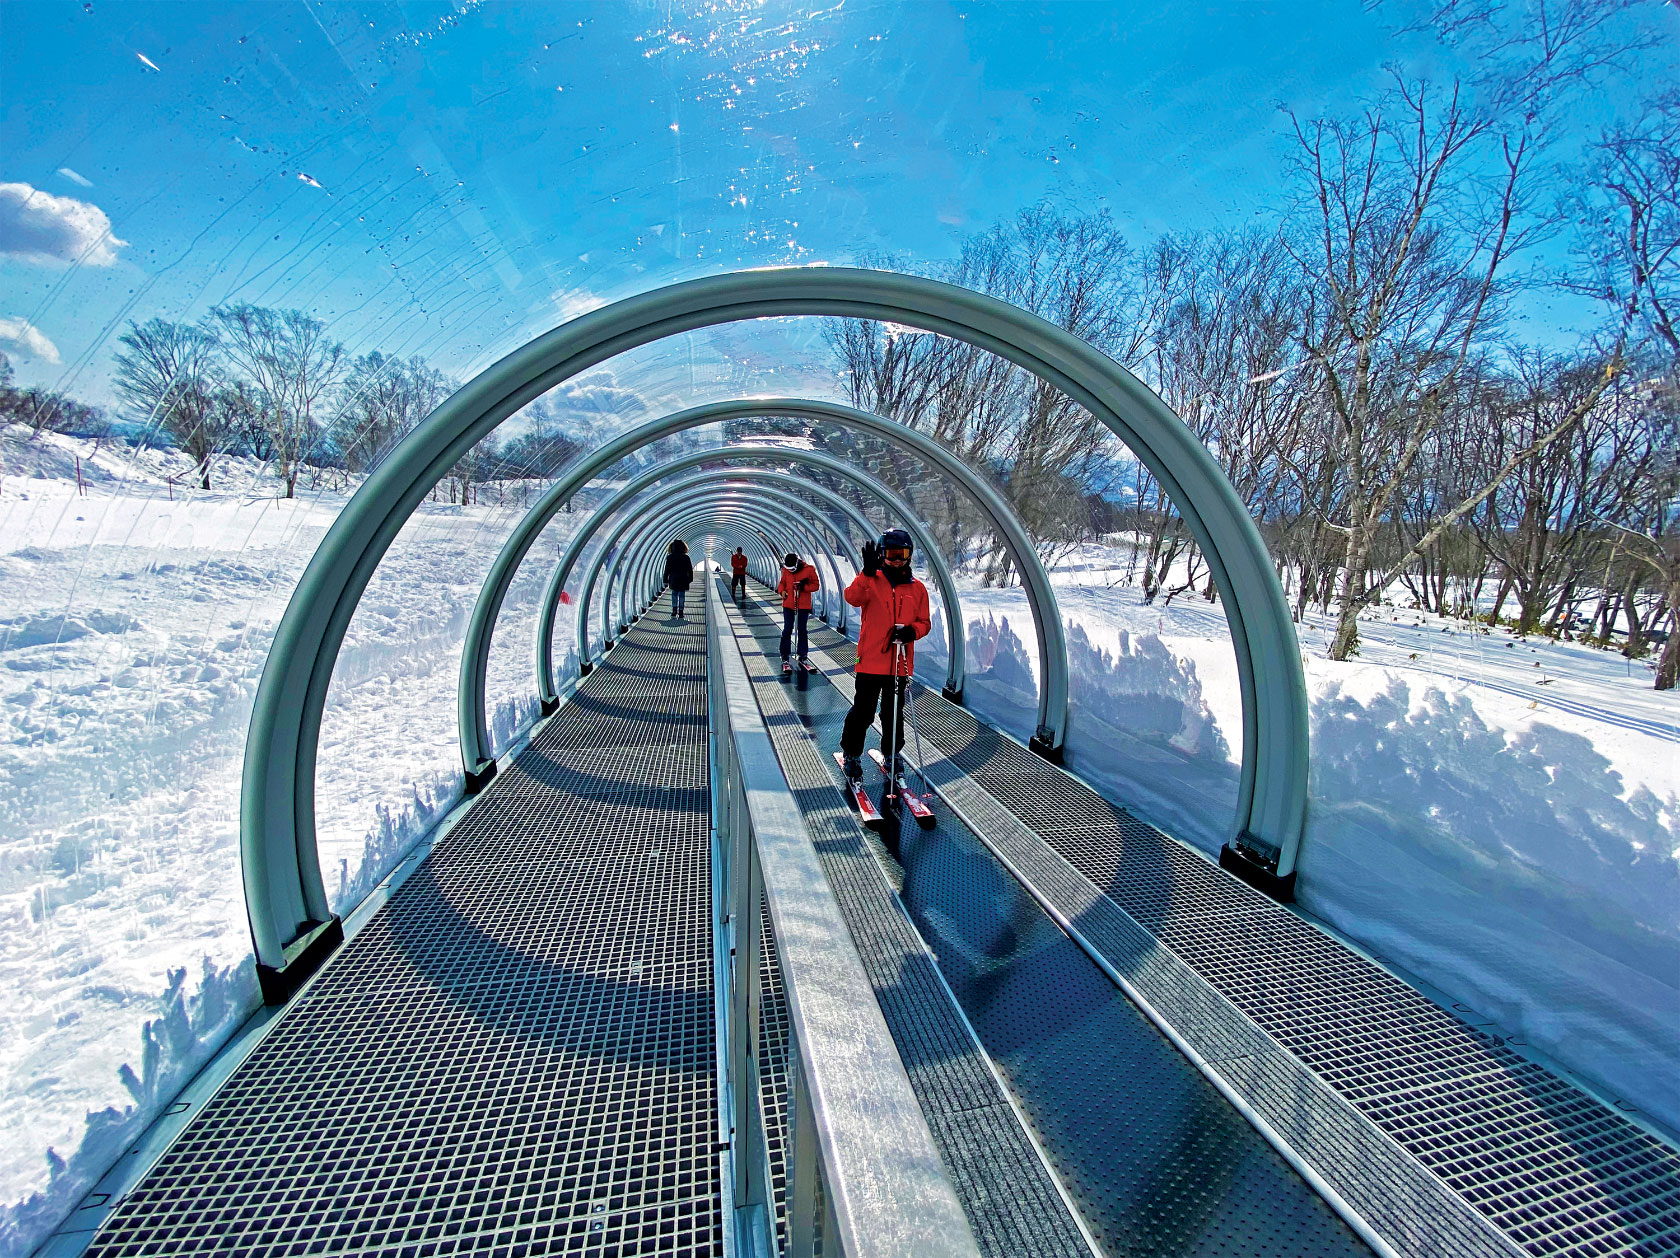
[550,286,607,322]
[0,316,62,364]
[0,182,127,267]
[56,167,93,188]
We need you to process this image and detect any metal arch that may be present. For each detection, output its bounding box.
[577,485,841,669]
[536,508,773,706]
[532,444,967,708]
[624,515,784,626]
[245,268,1305,993]
[632,502,818,619]
[595,487,839,658]
[618,475,858,637]
[618,480,853,631]
[645,503,837,619]
[605,470,863,640]
[572,457,968,694]
[610,500,835,658]
[465,397,1059,787]
[652,507,797,597]
[611,495,830,630]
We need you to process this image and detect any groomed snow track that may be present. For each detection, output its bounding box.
[52,579,1679,1258]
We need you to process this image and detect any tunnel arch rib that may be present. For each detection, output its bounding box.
[525,444,967,715]
[457,398,1063,789]
[240,267,1306,999]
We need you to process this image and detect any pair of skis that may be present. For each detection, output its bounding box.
[782,658,820,676]
[833,749,936,830]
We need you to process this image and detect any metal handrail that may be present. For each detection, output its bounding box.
[704,575,979,1258]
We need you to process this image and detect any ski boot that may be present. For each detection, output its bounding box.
[782,659,793,677]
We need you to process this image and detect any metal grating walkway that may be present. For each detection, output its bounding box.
[790,598,1680,1258]
[83,595,721,1258]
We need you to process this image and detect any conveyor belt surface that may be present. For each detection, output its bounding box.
[83,595,720,1258]
[787,588,1680,1258]
[725,584,1370,1258]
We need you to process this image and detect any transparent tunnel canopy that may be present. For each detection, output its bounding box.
[2,2,1675,1254]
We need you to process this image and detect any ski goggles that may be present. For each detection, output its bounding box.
[881,545,912,564]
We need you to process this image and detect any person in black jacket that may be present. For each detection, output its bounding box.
[663,539,694,618]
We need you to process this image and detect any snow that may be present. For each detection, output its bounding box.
[0,431,1674,1254]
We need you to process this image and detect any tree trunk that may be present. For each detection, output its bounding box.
[1329,523,1371,661]
[1655,627,1678,691]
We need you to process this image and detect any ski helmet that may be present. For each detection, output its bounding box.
[783,552,801,570]
[878,528,913,557]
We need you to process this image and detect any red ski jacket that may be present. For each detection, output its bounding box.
[730,552,748,575]
[844,570,930,675]
[777,563,820,610]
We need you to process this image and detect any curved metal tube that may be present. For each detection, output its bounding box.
[534,444,965,705]
[466,397,1059,786]
[245,268,1305,988]
[633,503,818,616]
[624,517,780,628]
[638,503,840,623]
[614,501,833,654]
[617,476,854,632]
[621,479,856,634]
[579,486,841,668]
[607,470,864,639]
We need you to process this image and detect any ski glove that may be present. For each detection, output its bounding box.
[861,541,879,577]
[889,624,917,644]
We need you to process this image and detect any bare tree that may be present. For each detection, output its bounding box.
[1284,69,1649,659]
[336,351,453,475]
[824,206,1145,575]
[1467,350,1659,633]
[112,318,227,490]
[208,304,346,498]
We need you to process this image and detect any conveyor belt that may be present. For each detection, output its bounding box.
[725,584,1371,1257]
[782,588,1680,1258]
[83,594,721,1257]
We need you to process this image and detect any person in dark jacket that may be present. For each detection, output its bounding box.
[730,547,749,599]
[777,552,820,672]
[839,528,930,782]
[663,539,694,618]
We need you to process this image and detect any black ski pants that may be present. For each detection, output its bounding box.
[841,672,908,763]
[730,572,747,598]
[780,607,810,662]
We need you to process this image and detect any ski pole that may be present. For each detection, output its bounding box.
[901,638,929,788]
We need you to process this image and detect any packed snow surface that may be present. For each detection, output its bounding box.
[0,433,1674,1255]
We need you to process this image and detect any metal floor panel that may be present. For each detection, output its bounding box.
[84,597,722,1258]
[791,612,1680,1258]
[727,588,1385,1258]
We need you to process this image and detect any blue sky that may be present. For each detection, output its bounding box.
[1,0,1672,414]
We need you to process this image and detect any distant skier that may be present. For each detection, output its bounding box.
[663,539,694,619]
[777,552,820,673]
[730,547,749,599]
[839,528,929,784]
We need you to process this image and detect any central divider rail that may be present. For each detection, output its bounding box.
[704,576,980,1258]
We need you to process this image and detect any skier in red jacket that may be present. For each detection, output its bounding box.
[839,528,930,783]
[729,547,749,599]
[777,552,821,673]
